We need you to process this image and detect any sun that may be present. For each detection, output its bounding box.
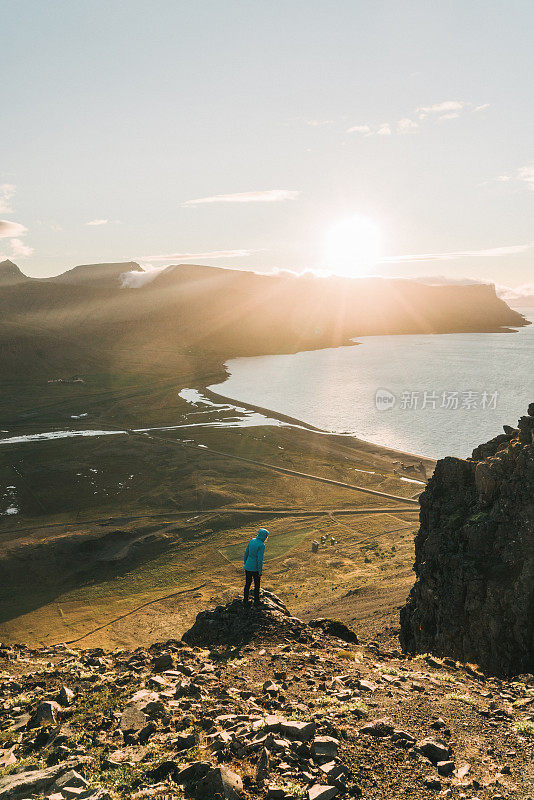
[324,214,382,277]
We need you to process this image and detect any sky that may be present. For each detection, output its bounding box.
[1,0,533,289]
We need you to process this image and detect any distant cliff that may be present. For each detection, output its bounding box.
[0,261,528,378]
[400,405,534,676]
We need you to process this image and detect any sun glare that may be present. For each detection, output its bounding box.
[324,214,382,277]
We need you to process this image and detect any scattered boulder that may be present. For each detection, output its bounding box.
[0,749,16,768]
[255,747,270,782]
[417,738,450,765]
[311,736,339,764]
[175,732,196,751]
[129,690,166,717]
[267,787,287,800]
[176,761,212,784]
[153,652,174,673]
[28,700,62,728]
[0,761,78,800]
[196,765,243,800]
[147,760,180,782]
[357,680,376,693]
[120,705,147,732]
[308,619,358,644]
[359,718,394,737]
[59,686,75,706]
[49,769,88,793]
[280,719,315,741]
[320,761,349,786]
[308,785,339,800]
[391,729,415,746]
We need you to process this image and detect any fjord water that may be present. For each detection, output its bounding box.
[211,310,534,459]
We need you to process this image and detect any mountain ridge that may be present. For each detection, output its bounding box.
[0,260,527,382]
[0,258,29,286]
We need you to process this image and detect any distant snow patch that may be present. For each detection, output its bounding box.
[0,429,125,445]
[2,485,19,515]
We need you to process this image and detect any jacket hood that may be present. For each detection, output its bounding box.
[257,528,269,541]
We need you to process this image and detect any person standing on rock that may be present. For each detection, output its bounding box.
[243,528,269,607]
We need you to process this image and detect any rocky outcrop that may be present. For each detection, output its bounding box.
[400,405,534,676]
[182,591,311,647]
[182,593,360,650]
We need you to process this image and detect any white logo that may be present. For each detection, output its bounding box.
[375,388,396,411]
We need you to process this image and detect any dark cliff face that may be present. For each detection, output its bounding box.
[400,405,534,677]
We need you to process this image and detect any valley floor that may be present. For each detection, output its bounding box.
[0,375,431,650]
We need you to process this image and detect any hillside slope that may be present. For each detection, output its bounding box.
[0,593,532,800]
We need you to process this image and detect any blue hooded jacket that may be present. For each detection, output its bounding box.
[244,528,269,575]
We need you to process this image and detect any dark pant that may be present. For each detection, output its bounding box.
[244,570,261,605]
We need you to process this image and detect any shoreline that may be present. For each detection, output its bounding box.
[203,386,437,468]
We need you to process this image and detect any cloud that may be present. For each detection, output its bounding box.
[417,100,467,119]
[416,100,489,123]
[121,266,168,288]
[347,100,485,138]
[381,242,533,263]
[141,249,260,262]
[517,165,534,188]
[182,190,300,206]
[346,125,371,135]
[397,117,418,133]
[0,184,16,214]
[0,220,27,239]
[492,164,534,190]
[86,218,109,226]
[121,252,259,288]
[376,124,392,136]
[10,238,34,257]
[0,220,33,259]
[406,274,485,286]
[497,282,534,301]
